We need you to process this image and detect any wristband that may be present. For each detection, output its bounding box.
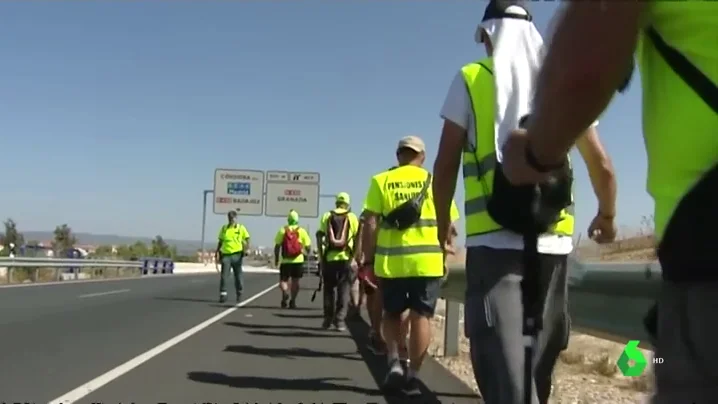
[599,211,615,220]
[524,141,565,173]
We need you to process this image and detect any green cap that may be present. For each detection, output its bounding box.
[336,192,350,205]
[288,209,299,225]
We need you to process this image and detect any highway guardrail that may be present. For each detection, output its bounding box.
[0,257,175,284]
[439,257,660,356]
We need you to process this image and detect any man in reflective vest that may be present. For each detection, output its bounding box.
[215,210,250,303]
[500,2,717,402]
[316,192,360,331]
[360,135,461,396]
[432,3,618,404]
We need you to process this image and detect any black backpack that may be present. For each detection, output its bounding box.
[325,210,351,253]
[383,173,432,231]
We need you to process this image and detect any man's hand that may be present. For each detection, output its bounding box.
[588,212,617,244]
[502,129,553,185]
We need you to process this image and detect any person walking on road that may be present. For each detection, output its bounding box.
[215,210,250,304]
[274,209,312,309]
[432,3,618,403]
[359,135,460,396]
[498,2,717,402]
[316,192,360,331]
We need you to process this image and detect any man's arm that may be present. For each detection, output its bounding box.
[433,119,466,247]
[353,216,365,263]
[576,127,617,218]
[273,244,281,267]
[360,177,384,264]
[528,3,646,165]
[215,226,224,257]
[434,70,470,247]
[360,212,379,264]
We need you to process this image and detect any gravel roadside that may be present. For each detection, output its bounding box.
[429,300,653,404]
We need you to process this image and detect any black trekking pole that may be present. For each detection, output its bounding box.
[521,184,543,404]
[311,259,324,302]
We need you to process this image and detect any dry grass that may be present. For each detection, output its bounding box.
[430,308,655,403]
[577,234,657,262]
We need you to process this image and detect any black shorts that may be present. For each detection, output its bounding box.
[279,263,304,281]
[380,276,442,317]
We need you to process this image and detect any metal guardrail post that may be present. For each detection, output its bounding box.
[443,300,461,357]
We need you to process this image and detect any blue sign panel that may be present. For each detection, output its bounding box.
[227,181,251,195]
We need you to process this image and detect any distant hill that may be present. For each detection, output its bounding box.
[21,231,215,255]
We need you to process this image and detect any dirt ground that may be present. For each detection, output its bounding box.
[429,301,653,403]
[433,241,656,403]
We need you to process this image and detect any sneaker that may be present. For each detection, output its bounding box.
[321,318,332,330]
[288,299,297,309]
[366,334,386,355]
[236,293,242,303]
[280,294,288,308]
[382,359,405,393]
[401,375,422,397]
[334,321,347,332]
[219,293,228,303]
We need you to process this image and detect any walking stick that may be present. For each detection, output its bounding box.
[521,184,542,404]
[311,259,324,302]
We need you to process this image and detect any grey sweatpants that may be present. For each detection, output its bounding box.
[651,281,718,403]
[464,246,570,404]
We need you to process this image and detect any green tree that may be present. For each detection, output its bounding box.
[150,235,172,258]
[116,241,149,260]
[1,218,25,248]
[52,224,77,255]
[92,245,114,258]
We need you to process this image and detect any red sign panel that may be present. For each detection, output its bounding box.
[216,196,231,203]
[284,189,301,196]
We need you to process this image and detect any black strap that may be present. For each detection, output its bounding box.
[417,173,432,203]
[647,26,717,113]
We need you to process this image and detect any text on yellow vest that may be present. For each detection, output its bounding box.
[372,165,444,278]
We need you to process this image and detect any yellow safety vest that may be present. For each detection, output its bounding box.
[461,58,575,238]
[372,165,444,278]
[637,2,718,240]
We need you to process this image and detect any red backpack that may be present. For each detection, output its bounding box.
[281,226,303,258]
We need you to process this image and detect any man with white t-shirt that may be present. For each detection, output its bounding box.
[432,2,617,403]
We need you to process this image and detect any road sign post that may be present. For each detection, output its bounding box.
[213,169,265,216]
[264,171,320,218]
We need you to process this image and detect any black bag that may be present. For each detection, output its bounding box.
[484,115,573,235]
[382,173,432,231]
[325,211,351,253]
[647,26,718,283]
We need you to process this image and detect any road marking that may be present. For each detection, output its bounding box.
[78,289,131,299]
[48,283,277,404]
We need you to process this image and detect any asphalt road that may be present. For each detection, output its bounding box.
[0,272,277,404]
[75,287,478,404]
[0,273,478,404]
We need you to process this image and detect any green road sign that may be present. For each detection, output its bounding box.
[617,340,648,376]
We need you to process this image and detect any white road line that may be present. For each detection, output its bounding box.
[48,283,277,404]
[78,289,131,299]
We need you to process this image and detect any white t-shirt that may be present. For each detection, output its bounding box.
[440,70,597,255]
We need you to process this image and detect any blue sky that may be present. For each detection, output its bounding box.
[0,1,651,247]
